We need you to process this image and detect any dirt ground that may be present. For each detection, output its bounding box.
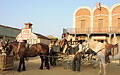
[0,56,120,75]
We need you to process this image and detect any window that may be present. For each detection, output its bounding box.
[98,19,103,28]
[81,20,85,28]
[118,18,120,27]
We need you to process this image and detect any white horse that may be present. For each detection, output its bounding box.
[83,40,120,75]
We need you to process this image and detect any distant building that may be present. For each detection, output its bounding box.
[0,23,51,45]
[64,3,120,43]
[16,23,51,45]
[47,35,55,38]
[0,25,20,41]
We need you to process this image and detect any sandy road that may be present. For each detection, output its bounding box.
[0,56,120,75]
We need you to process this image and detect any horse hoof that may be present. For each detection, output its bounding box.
[46,67,50,70]
[22,69,26,71]
[39,68,43,70]
[98,73,101,75]
[17,69,21,72]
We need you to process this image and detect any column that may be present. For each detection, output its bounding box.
[87,34,90,41]
[113,33,117,44]
[108,33,112,43]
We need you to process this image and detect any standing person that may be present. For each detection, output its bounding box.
[49,40,56,66]
[49,40,55,53]
[65,32,71,42]
[72,38,82,72]
[105,39,118,63]
[61,34,65,40]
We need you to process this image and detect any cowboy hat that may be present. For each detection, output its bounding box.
[73,38,78,42]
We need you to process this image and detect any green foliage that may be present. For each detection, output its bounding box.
[50,37,58,42]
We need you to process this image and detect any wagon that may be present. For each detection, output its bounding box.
[51,43,99,69]
[50,45,67,65]
[0,55,14,71]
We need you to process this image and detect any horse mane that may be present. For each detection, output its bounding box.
[88,40,105,52]
[37,43,49,50]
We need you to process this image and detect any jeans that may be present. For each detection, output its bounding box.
[72,52,81,72]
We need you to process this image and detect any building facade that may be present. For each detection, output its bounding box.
[16,23,51,45]
[0,25,21,41]
[64,3,120,43]
[0,23,51,45]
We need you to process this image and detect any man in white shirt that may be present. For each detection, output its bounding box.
[72,39,82,72]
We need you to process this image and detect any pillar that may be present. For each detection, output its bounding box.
[113,33,117,44]
[108,34,112,43]
[87,34,90,41]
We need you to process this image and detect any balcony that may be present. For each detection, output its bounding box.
[63,27,120,34]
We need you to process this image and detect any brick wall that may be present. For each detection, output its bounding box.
[75,8,91,33]
[112,6,120,30]
[74,4,120,33]
[93,7,109,32]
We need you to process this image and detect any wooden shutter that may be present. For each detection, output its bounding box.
[118,18,120,27]
[81,20,85,28]
[98,19,103,28]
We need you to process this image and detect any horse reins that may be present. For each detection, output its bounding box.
[96,48,105,54]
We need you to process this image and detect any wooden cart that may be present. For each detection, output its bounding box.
[0,55,14,71]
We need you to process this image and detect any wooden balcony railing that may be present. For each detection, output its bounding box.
[63,27,120,34]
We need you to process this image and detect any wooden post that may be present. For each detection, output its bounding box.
[88,28,90,41]
[88,34,90,41]
[109,33,111,43]
[75,28,76,38]
[3,36,5,46]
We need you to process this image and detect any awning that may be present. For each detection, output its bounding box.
[92,36,106,40]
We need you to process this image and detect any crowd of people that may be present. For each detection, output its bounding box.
[48,32,119,72]
[49,32,85,72]
[0,32,118,72]
[0,39,10,55]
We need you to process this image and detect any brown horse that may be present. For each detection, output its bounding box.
[7,41,50,72]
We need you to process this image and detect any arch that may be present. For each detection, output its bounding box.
[111,3,120,15]
[73,7,92,30]
[73,6,92,16]
[111,3,120,31]
[92,5,110,33]
[93,5,109,16]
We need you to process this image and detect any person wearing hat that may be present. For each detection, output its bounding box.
[72,38,82,72]
[49,40,55,52]
[105,38,118,63]
[49,40,56,65]
[64,32,71,42]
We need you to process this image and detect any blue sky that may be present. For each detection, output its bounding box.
[0,0,120,39]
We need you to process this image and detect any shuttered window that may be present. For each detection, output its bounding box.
[81,20,85,28]
[98,19,103,28]
[118,18,120,27]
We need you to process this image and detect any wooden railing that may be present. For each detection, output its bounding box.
[63,27,120,34]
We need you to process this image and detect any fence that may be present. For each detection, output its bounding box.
[63,27,120,34]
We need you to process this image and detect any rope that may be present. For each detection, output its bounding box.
[96,48,105,54]
[39,55,65,58]
[17,42,21,53]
